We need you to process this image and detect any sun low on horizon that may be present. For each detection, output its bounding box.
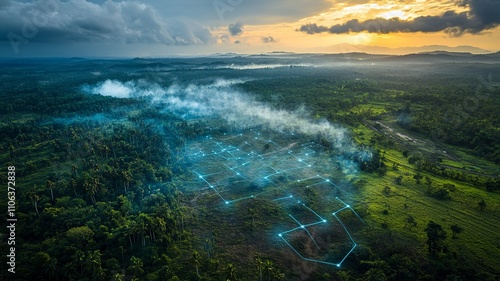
[0,0,499,57]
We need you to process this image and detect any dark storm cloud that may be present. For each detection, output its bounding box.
[0,0,215,45]
[299,0,500,36]
[228,22,244,36]
[0,0,10,9]
[261,36,276,43]
[150,0,332,25]
[299,23,329,34]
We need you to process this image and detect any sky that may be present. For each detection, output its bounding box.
[0,0,499,57]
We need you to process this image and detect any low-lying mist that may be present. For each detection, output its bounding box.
[83,79,358,155]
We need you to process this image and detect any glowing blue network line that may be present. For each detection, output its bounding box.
[278,236,341,267]
[334,197,365,224]
[302,204,327,223]
[288,214,321,249]
[186,130,364,267]
[272,195,294,201]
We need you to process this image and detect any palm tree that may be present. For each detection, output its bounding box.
[225,262,237,281]
[192,251,202,279]
[133,213,150,247]
[28,186,40,215]
[264,260,274,281]
[43,256,58,281]
[46,180,55,203]
[83,173,100,204]
[255,257,264,281]
[121,170,132,194]
[128,256,144,278]
[84,250,104,281]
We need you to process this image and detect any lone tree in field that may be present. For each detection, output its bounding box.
[404,215,417,229]
[478,199,486,211]
[425,221,447,255]
[450,224,464,239]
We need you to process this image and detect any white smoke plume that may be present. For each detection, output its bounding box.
[83,79,355,151]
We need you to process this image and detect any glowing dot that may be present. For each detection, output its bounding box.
[323,220,327,223]
[236,173,240,175]
[333,212,336,216]
[199,176,202,179]
[251,195,255,198]
[305,154,309,156]
[326,179,330,182]
[346,205,350,208]
[210,186,214,188]
[225,201,229,204]
[308,165,312,167]
[278,234,282,237]
[337,264,341,268]
[289,195,293,198]
[300,225,305,228]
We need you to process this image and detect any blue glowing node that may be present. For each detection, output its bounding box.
[346,205,350,208]
[278,234,282,237]
[336,264,341,268]
[308,165,312,167]
[199,176,203,179]
[301,225,305,229]
[225,201,229,205]
[323,220,327,223]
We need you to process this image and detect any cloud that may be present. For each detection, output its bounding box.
[83,79,165,98]
[299,0,500,36]
[220,34,230,44]
[0,0,215,45]
[150,0,332,25]
[261,36,276,43]
[228,22,244,36]
[299,23,329,34]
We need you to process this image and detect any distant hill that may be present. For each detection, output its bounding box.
[312,44,492,55]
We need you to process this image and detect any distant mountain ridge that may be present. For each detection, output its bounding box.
[312,44,492,55]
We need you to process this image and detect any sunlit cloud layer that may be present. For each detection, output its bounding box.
[0,0,498,56]
[299,0,500,36]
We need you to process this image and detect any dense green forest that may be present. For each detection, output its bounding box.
[0,56,499,280]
